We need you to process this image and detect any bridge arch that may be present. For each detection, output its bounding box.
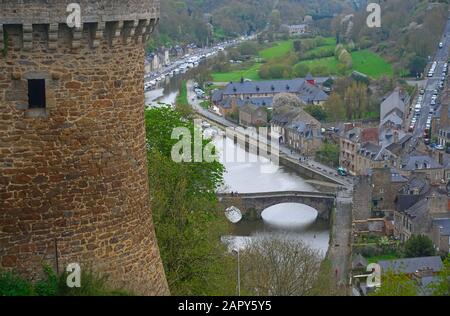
[217,191,336,221]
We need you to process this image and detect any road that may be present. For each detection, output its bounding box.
[186,81,353,187]
[412,15,450,142]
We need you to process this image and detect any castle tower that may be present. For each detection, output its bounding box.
[0,0,169,295]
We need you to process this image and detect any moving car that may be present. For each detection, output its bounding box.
[337,167,348,177]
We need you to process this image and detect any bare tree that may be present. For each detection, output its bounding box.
[240,236,323,296]
[273,93,303,108]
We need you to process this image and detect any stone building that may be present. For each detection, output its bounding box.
[432,218,450,253]
[400,155,444,185]
[271,105,323,156]
[0,0,169,295]
[394,189,449,243]
[239,103,268,127]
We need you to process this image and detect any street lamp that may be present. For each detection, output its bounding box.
[232,248,241,296]
[224,205,243,296]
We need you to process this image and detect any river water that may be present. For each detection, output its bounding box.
[145,66,330,257]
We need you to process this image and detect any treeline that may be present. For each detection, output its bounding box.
[332,0,450,76]
[150,0,354,48]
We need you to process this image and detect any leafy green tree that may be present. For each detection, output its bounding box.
[145,106,236,295]
[315,142,340,167]
[429,254,450,296]
[408,55,427,77]
[304,105,327,122]
[403,235,436,258]
[370,271,418,296]
[293,63,310,78]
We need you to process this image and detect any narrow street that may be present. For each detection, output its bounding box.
[329,188,353,293]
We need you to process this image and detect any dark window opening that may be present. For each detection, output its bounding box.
[28,79,46,108]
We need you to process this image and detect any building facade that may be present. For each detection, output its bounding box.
[0,0,169,295]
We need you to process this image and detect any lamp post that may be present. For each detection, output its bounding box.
[232,248,241,296]
[224,205,243,296]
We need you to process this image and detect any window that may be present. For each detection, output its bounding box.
[28,79,46,108]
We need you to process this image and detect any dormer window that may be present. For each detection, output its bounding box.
[286,85,290,90]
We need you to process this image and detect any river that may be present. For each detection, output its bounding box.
[145,66,330,257]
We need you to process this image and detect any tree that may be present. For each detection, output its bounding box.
[408,55,426,77]
[403,235,436,258]
[293,40,302,52]
[315,142,340,167]
[145,106,236,295]
[293,63,310,78]
[429,254,450,296]
[273,93,303,108]
[240,237,323,296]
[369,271,418,296]
[270,9,281,33]
[304,105,327,122]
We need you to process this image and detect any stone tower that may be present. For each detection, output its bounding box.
[0,0,169,295]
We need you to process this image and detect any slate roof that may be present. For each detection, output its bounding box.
[378,256,443,275]
[381,111,403,127]
[380,89,407,120]
[401,155,443,171]
[402,197,428,220]
[222,79,328,103]
[358,142,395,161]
[390,168,408,183]
[239,103,266,115]
[212,90,224,103]
[236,97,273,108]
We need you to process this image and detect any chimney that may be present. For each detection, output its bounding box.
[394,131,399,143]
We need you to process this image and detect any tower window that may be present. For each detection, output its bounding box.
[28,79,46,108]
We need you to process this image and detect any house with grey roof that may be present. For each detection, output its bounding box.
[394,187,449,242]
[354,142,398,176]
[221,78,329,105]
[271,105,322,156]
[380,88,408,122]
[378,256,443,275]
[400,155,444,185]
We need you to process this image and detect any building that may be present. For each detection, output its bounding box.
[219,78,329,106]
[281,24,310,36]
[380,88,408,123]
[339,125,391,175]
[377,256,444,295]
[400,155,444,185]
[0,1,169,295]
[355,143,397,176]
[394,189,449,242]
[432,218,450,253]
[272,105,323,156]
[369,168,408,217]
[239,103,268,127]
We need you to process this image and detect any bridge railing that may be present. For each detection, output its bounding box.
[217,191,336,199]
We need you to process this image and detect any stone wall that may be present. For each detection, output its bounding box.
[0,1,169,296]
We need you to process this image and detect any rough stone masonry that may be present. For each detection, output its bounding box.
[0,0,169,295]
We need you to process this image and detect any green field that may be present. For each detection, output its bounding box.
[212,40,294,82]
[212,63,262,82]
[259,40,294,60]
[295,49,393,79]
[352,50,393,79]
[212,37,393,82]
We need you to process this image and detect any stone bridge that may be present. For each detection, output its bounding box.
[217,191,336,221]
